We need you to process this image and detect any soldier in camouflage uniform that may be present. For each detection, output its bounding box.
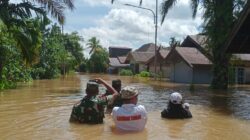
[69,78,118,124]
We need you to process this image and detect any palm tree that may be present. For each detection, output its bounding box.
[0,0,74,65]
[112,0,245,89]
[86,37,102,55]
[160,0,246,89]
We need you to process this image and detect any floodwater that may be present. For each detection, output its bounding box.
[0,74,250,140]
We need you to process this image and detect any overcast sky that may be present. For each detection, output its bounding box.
[60,0,203,55]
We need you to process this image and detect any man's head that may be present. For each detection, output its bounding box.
[112,79,121,92]
[121,86,139,104]
[169,92,182,104]
[86,82,99,96]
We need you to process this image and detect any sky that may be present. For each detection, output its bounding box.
[59,0,203,55]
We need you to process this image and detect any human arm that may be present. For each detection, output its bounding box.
[94,78,117,95]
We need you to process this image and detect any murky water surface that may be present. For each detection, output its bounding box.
[0,74,250,140]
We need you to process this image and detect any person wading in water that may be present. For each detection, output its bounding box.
[69,78,118,124]
[161,92,192,119]
[112,86,147,131]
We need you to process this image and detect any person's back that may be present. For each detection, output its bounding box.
[112,86,147,131]
[70,79,119,124]
[70,95,105,123]
[161,102,192,119]
[161,92,192,119]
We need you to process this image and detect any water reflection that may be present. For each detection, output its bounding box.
[0,74,250,140]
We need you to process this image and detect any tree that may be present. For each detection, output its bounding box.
[63,32,84,69]
[86,37,102,55]
[169,37,180,47]
[0,0,74,65]
[87,47,109,73]
[112,0,245,89]
[161,0,247,89]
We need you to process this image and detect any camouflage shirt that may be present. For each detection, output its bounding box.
[69,95,112,124]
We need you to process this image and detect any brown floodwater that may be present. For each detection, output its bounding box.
[0,73,250,140]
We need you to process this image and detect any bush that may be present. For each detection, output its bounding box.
[139,71,150,77]
[119,69,133,76]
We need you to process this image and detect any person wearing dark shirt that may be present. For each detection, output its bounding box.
[105,79,123,112]
[161,92,192,119]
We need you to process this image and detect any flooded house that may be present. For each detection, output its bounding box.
[125,43,158,74]
[146,47,171,78]
[165,47,213,84]
[182,32,250,84]
[126,51,154,74]
[108,46,131,74]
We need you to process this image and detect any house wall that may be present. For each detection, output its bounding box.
[170,61,193,83]
[148,58,170,78]
[193,65,212,84]
[245,67,250,83]
[139,63,147,72]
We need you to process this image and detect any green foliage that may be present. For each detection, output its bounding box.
[139,71,150,77]
[79,62,87,72]
[159,0,246,89]
[189,83,195,91]
[0,47,32,89]
[119,69,133,76]
[63,32,84,70]
[87,47,109,73]
[86,37,102,55]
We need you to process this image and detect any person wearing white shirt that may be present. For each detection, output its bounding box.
[112,86,147,131]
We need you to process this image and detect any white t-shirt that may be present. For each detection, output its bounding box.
[112,104,147,131]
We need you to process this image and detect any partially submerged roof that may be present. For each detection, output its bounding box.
[109,57,130,67]
[135,43,158,52]
[225,1,250,53]
[166,47,212,67]
[126,52,155,63]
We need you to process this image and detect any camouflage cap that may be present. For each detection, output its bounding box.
[86,81,99,91]
[121,86,139,99]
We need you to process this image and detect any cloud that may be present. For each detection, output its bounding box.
[64,0,203,55]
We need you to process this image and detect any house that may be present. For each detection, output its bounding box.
[135,43,158,52]
[108,57,130,74]
[165,47,213,84]
[109,46,132,57]
[126,52,155,74]
[108,46,131,74]
[182,34,250,84]
[181,34,212,59]
[124,43,158,74]
[230,54,250,84]
[146,48,171,78]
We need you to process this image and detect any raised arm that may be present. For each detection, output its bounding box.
[94,78,117,95]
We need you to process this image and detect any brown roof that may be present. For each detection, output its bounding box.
[127,52,155,63]
[188,35,208,48]
[135,43,158,52]
[109,57,130,67]
[166,47,212,67]
[159,48,170,58]
[225,1,250,53]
